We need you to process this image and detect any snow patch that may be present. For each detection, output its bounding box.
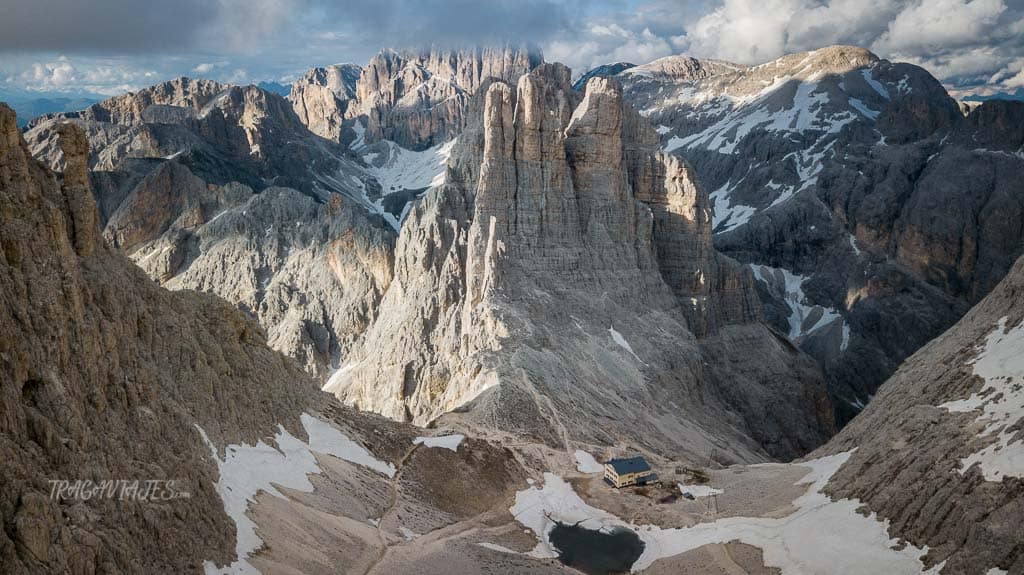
[195,414,394,574]
[940,317,1024,481]
[510,453,940,574]
[477,542,522,555]
[361,138,455,194]
[301,414,396,477]
[321,361,362,396]
[664,80,857,156]
[413,434,465,452]
[861,69,890,100]
[849,97,880,120]
[677,484,723,498]
[710,183,756,233]
[608,326,645,364]
[848,234,862,255]
[750,264,850,351]
[574,449,604,474]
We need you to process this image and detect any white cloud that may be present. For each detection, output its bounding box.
[874,0,1006,54]
[193,63,217,74]
[2,0,1022,98]
[544,24,676,78]
[225,68,251,85]
[995,58,1024,88]
[16,56,156,95]
[680,0,1024,94]
[23,56,78,88]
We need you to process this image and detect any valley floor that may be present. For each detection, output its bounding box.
[213,410,949,575]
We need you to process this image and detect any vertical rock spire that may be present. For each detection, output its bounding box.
[328,68,828,461]
[56,123,100,257]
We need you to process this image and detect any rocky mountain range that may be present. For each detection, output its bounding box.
[608,45,1024,422]
[3,40,1023,575]
[328,63,832,462]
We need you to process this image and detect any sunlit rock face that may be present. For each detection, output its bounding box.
[346,44,542,150]
[329,66,833,463]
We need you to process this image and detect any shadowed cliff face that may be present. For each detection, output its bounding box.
[817,254,1024,573]
[614,45,1024,423]
[328,66,834,463]
[0,102,319,572]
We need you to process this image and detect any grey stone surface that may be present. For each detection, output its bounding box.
[329,67,834,462]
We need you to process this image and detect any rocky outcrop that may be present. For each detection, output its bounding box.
[328,67,833,462]
[817,254,1024,573]
[23,79,398,377]
[288,64,362,142]
[344,45,542,150]
[571,62,635,91]
[0,103,310,572]
[61,77,227,126]
[615,45,1024,423]
[26,78,370,201]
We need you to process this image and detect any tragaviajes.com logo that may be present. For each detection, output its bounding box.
[49,479,191,501]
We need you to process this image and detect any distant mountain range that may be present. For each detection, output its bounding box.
[961,87,1024,102]
[256,80,291,96]
[0,86,103,127]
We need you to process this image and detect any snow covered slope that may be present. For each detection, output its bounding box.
[350,119,455,230]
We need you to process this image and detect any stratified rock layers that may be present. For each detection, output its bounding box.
[329,67,832,462]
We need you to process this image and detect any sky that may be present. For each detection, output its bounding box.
[0,0,1022,99]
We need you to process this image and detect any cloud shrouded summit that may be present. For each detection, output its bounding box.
[0,0,1021,98]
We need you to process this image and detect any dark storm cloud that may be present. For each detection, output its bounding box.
[318,0,574,47]
[0,0,577,54]
[0,0,215,52]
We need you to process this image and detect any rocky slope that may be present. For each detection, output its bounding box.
[23,79,397,377]
[609,45,1024,422]
[327,65,834,463]
[0,103,545,574]
[817,253,1024,573]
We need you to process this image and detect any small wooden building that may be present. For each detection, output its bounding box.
[603,456,657,488]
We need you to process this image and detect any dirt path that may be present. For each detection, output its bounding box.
[360,442,423,575]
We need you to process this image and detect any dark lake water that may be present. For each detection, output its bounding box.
[548,521,645,575]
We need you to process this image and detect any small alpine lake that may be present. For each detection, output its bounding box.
[548,521,645,575]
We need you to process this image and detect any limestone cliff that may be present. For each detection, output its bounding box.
[339,45,542,150]
[24,79,397,377]
[328,67,833,462]
[288,64,362,142]
[0,103,311,571]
